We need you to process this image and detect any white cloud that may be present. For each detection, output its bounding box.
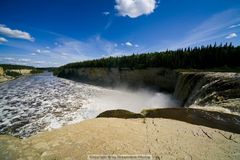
[42,50,51,53]
[18,58,31,62]
[115,0,157,18]
[0,37,7,44]
[103,11,110,15]
[33,49,51,55]
[4,57,14,61]
[125,41,133,46]
[229,23,240,29]
[225,33,237,39]
[134,44,139,47]
[36,49,41,53]
[0,24,34,41]
[34,60,45,64]
[31,53,37,56]
[48,36,121,63]
[167,9,240,49]
[122,41,139,47]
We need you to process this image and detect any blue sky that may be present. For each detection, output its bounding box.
[0,0,239,67]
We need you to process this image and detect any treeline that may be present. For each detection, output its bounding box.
[0,64,34,70]
[0,64,44,77]
[55,44,240,74]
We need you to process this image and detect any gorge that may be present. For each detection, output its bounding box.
[56,67,240,116]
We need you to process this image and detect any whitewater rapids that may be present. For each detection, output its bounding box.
[0,72,178,137]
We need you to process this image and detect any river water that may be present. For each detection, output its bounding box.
[0,72,178,137]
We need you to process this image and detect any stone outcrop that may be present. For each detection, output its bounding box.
[0,69,33,83]
[58,68,178,92]
[0,67,4,76]
[1,117,240,160]
[98,108,240,134]
[97,109,144,118]
[174,72,240,114]
[6,69,33,75]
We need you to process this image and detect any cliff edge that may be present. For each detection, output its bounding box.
[1,117,240,160]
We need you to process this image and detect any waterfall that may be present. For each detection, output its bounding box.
[174,72,240,115]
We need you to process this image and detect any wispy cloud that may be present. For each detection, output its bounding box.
[125,41,133,46]
[0,57,46,66]
[102,11,110,16]
[229,23,240,29]
[0,26,142,67]
[226,33,237,39]
[18,58,31,62]
[4,57,14,61]
[168,9,240,49]
[122,41,139,47]
[0,37,8,44]
[0,24,34,41]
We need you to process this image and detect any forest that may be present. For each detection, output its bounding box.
[0,64,44,77]
[0,64,34,70]
[54,44,240,75]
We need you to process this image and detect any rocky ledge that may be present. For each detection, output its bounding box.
[1,108,240,160]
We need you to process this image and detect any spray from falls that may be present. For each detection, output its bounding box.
[84,87,180,118]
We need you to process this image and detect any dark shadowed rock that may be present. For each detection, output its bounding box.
[97,109,144,118]
[97,108,240,134]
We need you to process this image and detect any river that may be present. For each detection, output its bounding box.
[0,72,178,137]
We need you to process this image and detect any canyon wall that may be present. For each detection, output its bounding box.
[0,67,4,76]
[57,68,240,114]
[59,68,179,92]
[174,72,240,114]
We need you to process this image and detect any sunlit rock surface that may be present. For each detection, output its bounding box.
[0,67,4,76]
[0,118,240,160]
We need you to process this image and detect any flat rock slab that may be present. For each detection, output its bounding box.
[0,118,240,160]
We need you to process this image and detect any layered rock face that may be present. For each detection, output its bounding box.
[57,68,240,114]
[6,69,32,75]
[174,72,240,114]
[0,67,4,76]
[58,68,178,92]
[0,69,33,83]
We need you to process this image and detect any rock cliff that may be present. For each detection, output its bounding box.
[174,72,240,114]
[0,67,4,76]
[57,68,240,114]
[58,68,178,92]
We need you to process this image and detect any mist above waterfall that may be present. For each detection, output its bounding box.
[0,73,179,137]
[84,87,180,116]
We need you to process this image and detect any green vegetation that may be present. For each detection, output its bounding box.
[30,69,44,74]
[5,70,22,78]
[0,64,44,79]
[0,64,34,70]
[37,67,56,72]
[54,44,240,75]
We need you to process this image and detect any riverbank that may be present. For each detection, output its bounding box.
[0,69,32,83]
[0,65,44,83]
[1,116,240,160]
